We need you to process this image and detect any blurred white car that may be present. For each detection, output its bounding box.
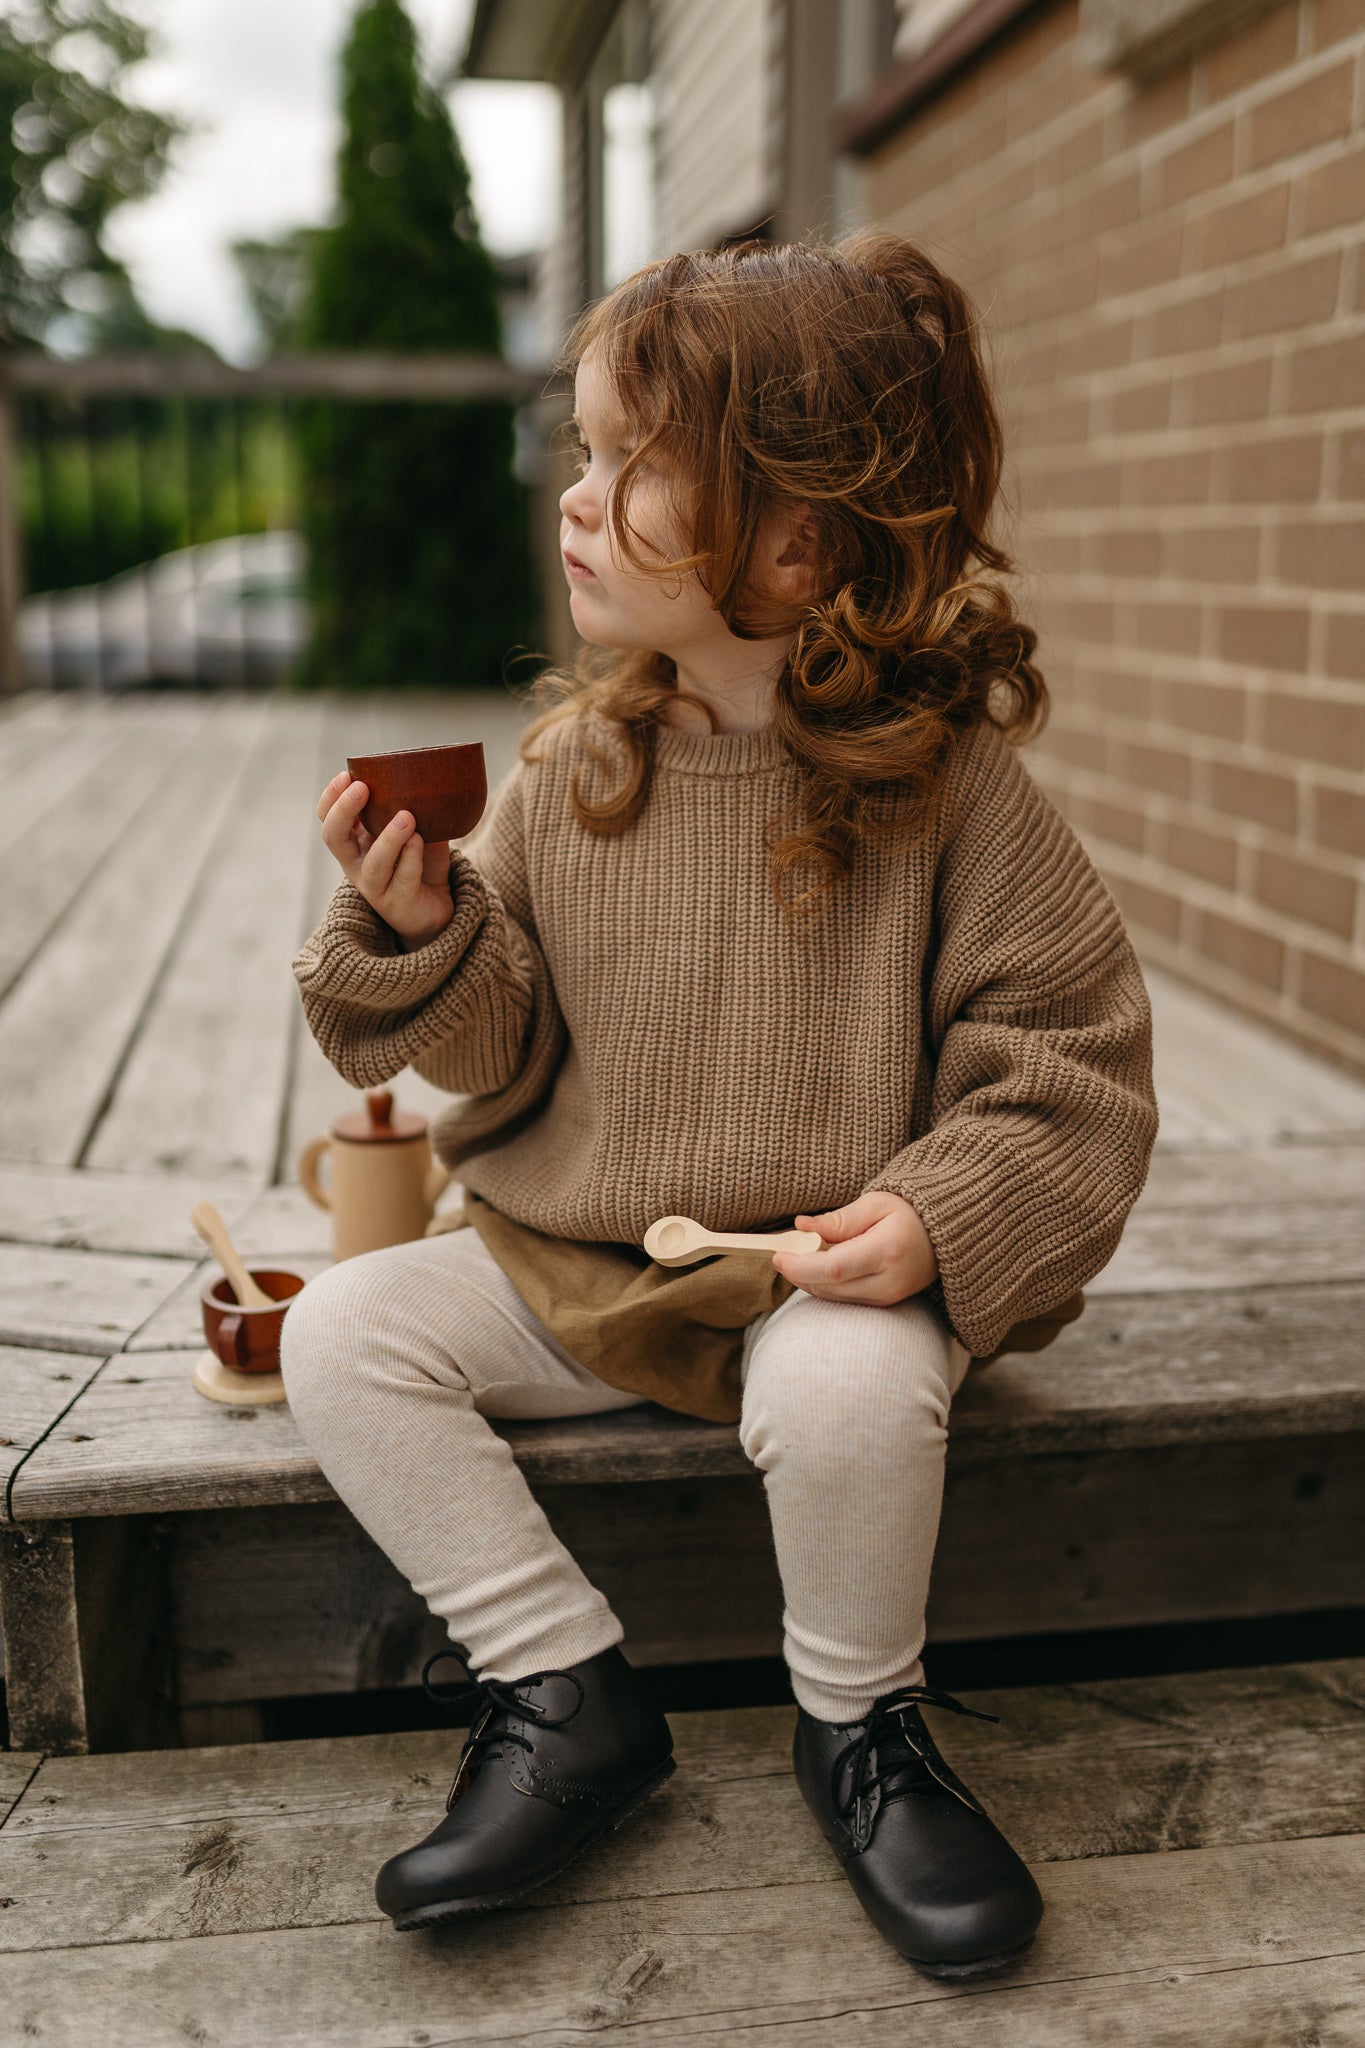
[19,530,308,689]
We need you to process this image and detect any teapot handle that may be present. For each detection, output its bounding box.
[298,1135,332,1211]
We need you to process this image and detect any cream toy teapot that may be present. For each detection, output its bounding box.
[298,1089,452,1261]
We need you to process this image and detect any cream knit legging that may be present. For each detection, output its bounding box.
[279,1228,970,1724]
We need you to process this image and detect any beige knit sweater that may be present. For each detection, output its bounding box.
[294,708,1157,1380]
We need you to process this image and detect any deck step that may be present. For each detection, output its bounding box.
[1,1659,1361,2045]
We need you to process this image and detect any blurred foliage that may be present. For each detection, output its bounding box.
[19,395,296,593]
[0,0,184,348]
[296,0,532,693]
[231,227,324,356]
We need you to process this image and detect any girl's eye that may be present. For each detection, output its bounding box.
[570,437,591,475]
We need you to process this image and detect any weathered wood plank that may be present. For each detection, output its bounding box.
[1139,1137,1365,1210]
[162,1429,1365,1708]
[0,701,215,1011]
[0,1345,107,1512]
[0,1836,1358,2045]
[1090,1194,1365,1293]
[0,1243,193,1355]
[1147,964,1365,1145]
[85,701,327,1181]
[0,699,140,863]
[13,1281,1365,1523]
[0,1753,40,1829]
[0,1514,175,1753]
[0,698,271,1164]
[0,1163,261,1258]
[4,1664,1361,1953]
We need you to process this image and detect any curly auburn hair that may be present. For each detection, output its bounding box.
[523,231,1047,914]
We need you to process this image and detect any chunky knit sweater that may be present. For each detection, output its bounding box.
[293,708,1157,1400]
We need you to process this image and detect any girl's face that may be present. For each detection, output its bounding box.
[559,353,733,662]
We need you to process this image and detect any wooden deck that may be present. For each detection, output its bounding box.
[1,1658,1362,2043]
[1,688,1364,2041]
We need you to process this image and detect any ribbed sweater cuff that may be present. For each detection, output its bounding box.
[291,857,490,1014]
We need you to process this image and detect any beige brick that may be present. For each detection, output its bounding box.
[1112,872,1185,939]
[1131,601,1205,654]
[1264,688,1365,766]
[1100,222,1185,299]
[1207,757,1300,830]
[1167,525,1262,581]
[1256,846,1358,934]
[1045,723,1109,774]
[1249,60,1355,170]
[1160,816,1241,887]
[1336,426,1365,500]
[1285,332,1365,413]
[1221,432,1324,502]
[1299,949,1365,1032]
[1069,789,1147,851]
[1325,612,1365,677]
[1154,120,1237,206]
[1312,780,1365,854]
[1114,66,1194,148]
[1028,252,1100,321]
[1087,528,1164,577]
[1217,603,1311,668]
[1297,141,1365,234]
[1180,356,1273,425]
[1053,318,1134,379]
[1204,1,1304,98]
[1129,449,1214,505]
[1068,168,1143,241]
[1187,183,1291,273]
[1033,460,1125,510]
[1032,113,1108,190]
[1228,250,1340,340]
[1164,676,1248,739]
[1196,906,1288,989]
[1310,0,1365,51]
[1144,286,1226,358]
[1275,517,1365,586]
[1110,378,1174,432]
[1069,662,1157,722]
[1116,738,1195,799]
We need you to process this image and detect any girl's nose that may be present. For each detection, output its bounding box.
[559,471,596,525]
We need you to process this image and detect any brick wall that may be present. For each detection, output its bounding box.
[860,0,1365,1073]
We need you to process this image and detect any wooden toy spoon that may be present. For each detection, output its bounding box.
[190,1202,274,1310]
[644,1215,823,1268]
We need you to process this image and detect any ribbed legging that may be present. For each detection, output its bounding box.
[279,1228,971,1723]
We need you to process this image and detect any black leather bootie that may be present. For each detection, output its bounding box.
[375,1643,675,1930]
[794,1682,1043,1977]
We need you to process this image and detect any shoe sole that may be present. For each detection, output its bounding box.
[904,1934,1036,1980]
[387,1755,677,1932]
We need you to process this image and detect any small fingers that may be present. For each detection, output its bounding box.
[359,811,419,899]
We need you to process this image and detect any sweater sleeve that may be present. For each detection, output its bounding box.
[866,724,1158,1358]
[290,761,566,1120]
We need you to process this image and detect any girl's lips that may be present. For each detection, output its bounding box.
[562,549,596,580]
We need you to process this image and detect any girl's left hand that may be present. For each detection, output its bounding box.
[772,1190,939,1306]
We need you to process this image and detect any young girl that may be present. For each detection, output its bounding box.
[283,232,1157,1979]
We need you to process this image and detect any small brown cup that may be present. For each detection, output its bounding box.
[346,742,487,843]
[200,1270,306,1374]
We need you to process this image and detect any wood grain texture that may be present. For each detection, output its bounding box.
[4,1663,1361,1954]
[156,1433,1365,1706]
[0,1837,1358,2045]
[0,1243,194,1355]
[0,1163,262,1258]
[0,1752,40,1830]
[85,701,327,1182]
[1138,1137,1365,1209]
[13,1281,1365,1522]
[0,1345,106,1512]
[1090,1195,1365,1293]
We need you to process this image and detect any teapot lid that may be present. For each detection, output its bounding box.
[331,1089,427,1145]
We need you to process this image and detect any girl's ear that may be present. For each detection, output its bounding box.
[765,504,821,601]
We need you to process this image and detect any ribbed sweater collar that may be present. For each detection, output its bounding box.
[586,707,790,778]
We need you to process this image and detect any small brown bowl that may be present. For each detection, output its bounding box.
[201,1269,306,1374]
[346,742,487,843]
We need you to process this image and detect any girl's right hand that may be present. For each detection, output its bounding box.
[316,771,455,950]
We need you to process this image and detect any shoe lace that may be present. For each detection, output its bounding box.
[832,1682,1000,1827]
[421,1648,586,1811]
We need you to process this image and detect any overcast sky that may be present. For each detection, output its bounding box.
[103,0,561,361]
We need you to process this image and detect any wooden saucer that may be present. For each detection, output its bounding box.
[192,1349,288,1406]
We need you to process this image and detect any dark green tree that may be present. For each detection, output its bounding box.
[297,0,531,692]
[0,0,182,348]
